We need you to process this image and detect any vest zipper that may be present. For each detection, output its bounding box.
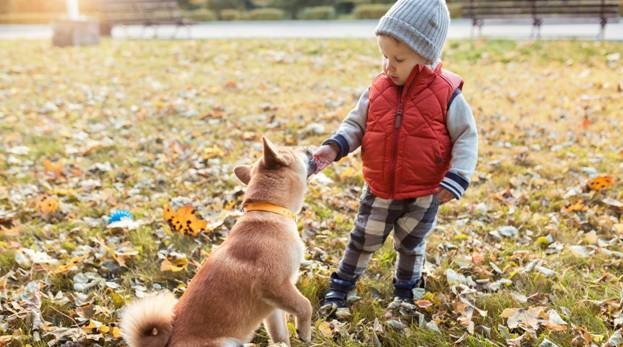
[389,88,404,198]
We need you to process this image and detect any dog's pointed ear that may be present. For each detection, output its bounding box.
[262,137,287,168]
[234,165,251,184]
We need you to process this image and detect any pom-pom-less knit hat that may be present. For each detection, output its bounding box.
[375,0,450,63]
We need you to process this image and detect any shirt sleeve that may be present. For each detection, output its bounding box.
[440,92,479,199]
[321,88,369,161]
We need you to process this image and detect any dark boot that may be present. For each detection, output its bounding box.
[321,272,356,310]
[388,275,427,311]
[393,276,426,301]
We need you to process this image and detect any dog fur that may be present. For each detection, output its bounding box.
[120,137,313,347]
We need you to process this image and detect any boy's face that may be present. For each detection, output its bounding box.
[377,35,430,86]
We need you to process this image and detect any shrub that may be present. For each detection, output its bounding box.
[352,3,391,19]
[184,8,217,21]
[220,9,242,20]
[335,0,361,15]
[299,6,335,20]
[448,2,462,19]
[247,8,285,20]
[178,0,206,10]
[209,0,243,13]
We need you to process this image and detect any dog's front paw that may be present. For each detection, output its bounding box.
[296,325,311,343]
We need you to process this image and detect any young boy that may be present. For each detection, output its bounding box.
[313,0,478,311]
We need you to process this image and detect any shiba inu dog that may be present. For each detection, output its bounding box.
[120,137,315,347]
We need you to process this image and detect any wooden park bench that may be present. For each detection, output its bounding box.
[96,0,194,37]
[463,0,620,39]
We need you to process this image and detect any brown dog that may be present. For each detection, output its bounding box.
[120,137,314,347]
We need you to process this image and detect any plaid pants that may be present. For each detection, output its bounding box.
[335,185,440,286]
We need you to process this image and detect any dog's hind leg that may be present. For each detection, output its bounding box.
[264,309,290,346]
[265,282,312,343]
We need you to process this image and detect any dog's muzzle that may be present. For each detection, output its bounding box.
[307,157,317,178]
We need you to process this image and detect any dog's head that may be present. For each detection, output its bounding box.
[233,137,314,213]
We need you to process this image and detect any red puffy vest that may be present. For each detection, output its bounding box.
[362,63,464,200]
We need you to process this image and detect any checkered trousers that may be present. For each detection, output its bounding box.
[335,185,440,285]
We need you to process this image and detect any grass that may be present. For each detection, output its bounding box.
[0,38,622,346]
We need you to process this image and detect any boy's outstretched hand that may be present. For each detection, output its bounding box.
[312,144,338,174]
[435,187,455,204]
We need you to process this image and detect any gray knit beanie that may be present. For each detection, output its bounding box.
[375,0,450,63]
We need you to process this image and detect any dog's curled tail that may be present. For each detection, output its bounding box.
[120,291,177,347]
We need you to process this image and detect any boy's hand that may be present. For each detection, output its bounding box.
[312,144,338,173]
[435,187,455,204]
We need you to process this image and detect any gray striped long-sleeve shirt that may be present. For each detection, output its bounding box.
[323,86,478,199]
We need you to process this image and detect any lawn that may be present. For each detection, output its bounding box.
[0,38,622,346]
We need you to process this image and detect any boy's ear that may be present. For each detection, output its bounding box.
[262,136,288,169]
[234,165,251,184]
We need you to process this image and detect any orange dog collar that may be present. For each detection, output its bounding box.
[243,202,296,220]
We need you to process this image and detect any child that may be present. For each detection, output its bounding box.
[313,0,478,311]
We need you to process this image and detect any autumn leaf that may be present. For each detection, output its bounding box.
[36,195,60,216]
[317,321,334,338]
[587,175,614,191]
[160,254,189,272]
[500,307,543,331]
[203,146,225,160]
[111,327,122,339]
[540,309,568,332]
[42,159,65,180]
[224,80,238,89]
[53,255,88,274]
[50,187,76,197]
[163,204,208,237]
[99,242,138,267]
[562,201,587,213]
[415,299,433,309]
[500,306,567,333]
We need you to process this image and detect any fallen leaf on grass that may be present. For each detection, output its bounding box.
[160,254,189,272]
[500,307,567,333]
[53,255,89,274]
[43,159,65,180]
[36,195,59,216]
[587,175,614,191]
[501,307,543,331]
[203,146,225,160]
[164,204,208,237]
[562,201,587,213]
[415,299,433,309]
[602,198,623,210]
